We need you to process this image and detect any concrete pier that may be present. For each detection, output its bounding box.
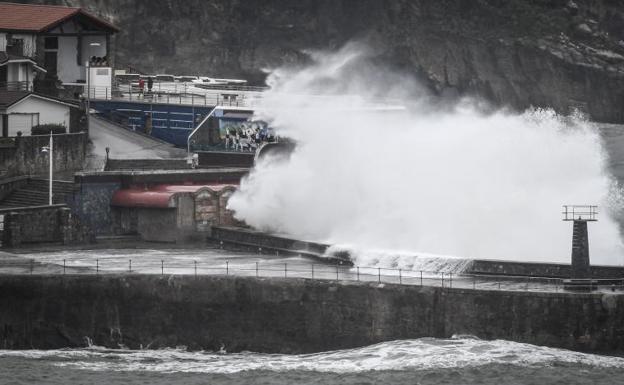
[1,274,624,353]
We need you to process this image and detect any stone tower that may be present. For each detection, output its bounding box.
[563,205,597,279]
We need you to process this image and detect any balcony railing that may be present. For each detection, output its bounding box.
[0,81,31,91]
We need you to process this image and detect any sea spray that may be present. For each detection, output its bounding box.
[228,43,624,266]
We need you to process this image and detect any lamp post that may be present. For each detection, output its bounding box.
[41,131,53,205]
[85,60,90,132]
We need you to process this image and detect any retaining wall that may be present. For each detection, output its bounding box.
[0,274,623,353]
[469,259,624,279]
[0,133,88,178]
[0,205,93,246]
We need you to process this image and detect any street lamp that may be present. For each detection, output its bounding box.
[85,60,91,132]
[40,131,53,205]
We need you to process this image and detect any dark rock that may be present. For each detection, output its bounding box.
[18,0,624,123]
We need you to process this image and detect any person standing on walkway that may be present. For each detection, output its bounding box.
[147,76,153,93]
[138,78,145,97]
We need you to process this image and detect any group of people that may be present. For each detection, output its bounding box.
[137,77,154,95]
[89,56,109,67]
[223,123,276,152]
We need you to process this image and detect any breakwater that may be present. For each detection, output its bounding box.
[1,274,623,353]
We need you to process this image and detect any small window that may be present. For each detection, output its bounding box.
[44,37,58,50]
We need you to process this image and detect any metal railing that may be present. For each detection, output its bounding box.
[2,256,622,293]
[0,81,32,91]
[85,85,262,108]
[562,205,598,221]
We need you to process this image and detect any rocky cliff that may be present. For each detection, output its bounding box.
[14,0,624,122]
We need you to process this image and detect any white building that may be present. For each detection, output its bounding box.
[0,91,76,137]
[0,2,118,92]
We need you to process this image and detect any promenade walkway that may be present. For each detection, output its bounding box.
[1,247,622,295]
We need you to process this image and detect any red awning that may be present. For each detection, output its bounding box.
[111,184,238,208]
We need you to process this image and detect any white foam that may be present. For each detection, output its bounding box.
[1,338,623,374]
[227,42,624,266]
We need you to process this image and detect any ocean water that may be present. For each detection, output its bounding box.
[2,337,623,385]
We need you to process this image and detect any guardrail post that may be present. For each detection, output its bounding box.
[336,266,339,281]
[441,272,444,288]
[473,275,476,289]
[311,264,314,279]
[498,281,501,290]
[194,260,197,278]
[96,259,99,275]
[449,272,452,288]
[63,259,66,275]
[378,267,381,283]
[284,263,287,278]
[399,269,402,284]
[420,270,423,286]
[256,262,259,277]
[129,259,132,273]
[226,260,229,275]
[161,260,164,275]
[356,266,360,281]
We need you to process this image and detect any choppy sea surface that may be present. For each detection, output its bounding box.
[1,337,623,385]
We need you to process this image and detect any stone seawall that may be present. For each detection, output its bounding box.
[0,133,87,178]
[0,205,93,246]
[469,259,624,279]
[1,275,623,353]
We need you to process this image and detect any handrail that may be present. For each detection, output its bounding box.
[187,106,217,157]
[1,256,620,294]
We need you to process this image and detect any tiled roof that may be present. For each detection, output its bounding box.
[0,2,119,33]
[0,91,30,108]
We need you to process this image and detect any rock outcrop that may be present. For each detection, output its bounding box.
[20,0,624,122]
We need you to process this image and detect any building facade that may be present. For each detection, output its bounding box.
[0,2,118,96]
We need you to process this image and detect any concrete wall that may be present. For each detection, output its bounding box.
[468,260,624,279]
[135,197,199,243]
[197,151,255,168]
[72,169,248,236]
[1,275,623,353]
[8,96,71,136]
[68,179,121,236]
[57,36,81,84]
[211,226,329,256]
[0,132,87,177]
[0,205,93,246]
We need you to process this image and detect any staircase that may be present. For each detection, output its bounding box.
[0,178,75,209]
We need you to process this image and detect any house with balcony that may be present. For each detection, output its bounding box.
[0,2,119,96]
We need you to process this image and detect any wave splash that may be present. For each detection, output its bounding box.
[1,337,623,374]
[227,43,624,267]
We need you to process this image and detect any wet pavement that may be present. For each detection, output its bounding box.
[1,245,623,295]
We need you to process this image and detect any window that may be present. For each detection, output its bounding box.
[44,37,58,50]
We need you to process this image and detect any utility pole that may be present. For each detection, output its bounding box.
[41,131,53,205]
[86,60,91,132]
